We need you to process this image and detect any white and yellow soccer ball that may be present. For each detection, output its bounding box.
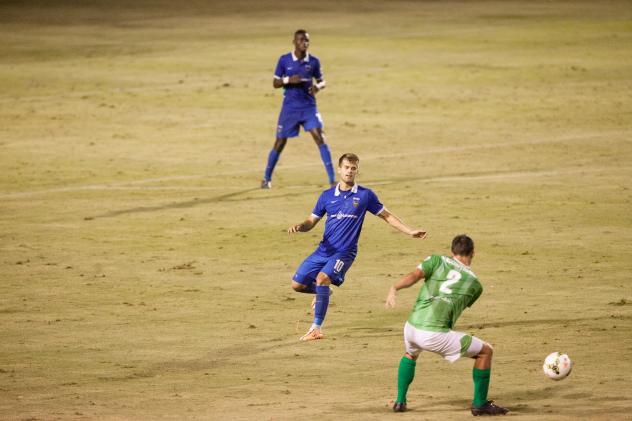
[543,352,572,380]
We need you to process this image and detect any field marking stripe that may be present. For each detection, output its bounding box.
[2,165,627,202]
[0,132,628,199]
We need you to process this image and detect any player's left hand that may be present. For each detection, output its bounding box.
[309,85,319,96]
[410,229,427,239]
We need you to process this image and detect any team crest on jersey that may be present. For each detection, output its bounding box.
[352,197,360,208]
[305,65,312,71]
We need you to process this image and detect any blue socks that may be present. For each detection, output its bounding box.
[264,149,280,181]
[318,144,335,184]
[313,285,330,327]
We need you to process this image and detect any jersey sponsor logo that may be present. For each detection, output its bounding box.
[330,211,359,220]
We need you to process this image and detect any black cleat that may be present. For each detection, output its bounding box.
[393,402,407,412]
[471,400,508,416]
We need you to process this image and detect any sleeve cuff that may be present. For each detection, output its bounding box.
[375,206,386,215]
[310,213,323,220]
[273,75,281,79]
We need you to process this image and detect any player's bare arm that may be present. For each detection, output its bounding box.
[378,209,427,238]
[288,214,321,234]
[385,267,425,308]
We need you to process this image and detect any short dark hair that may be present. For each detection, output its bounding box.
[294,29,308,38]
[451,234,474,257]
[338,153,359,167]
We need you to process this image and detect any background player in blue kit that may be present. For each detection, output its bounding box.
[287,153,428,341]
[261,29,335,189]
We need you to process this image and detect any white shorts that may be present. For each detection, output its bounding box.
[404,321,485,363]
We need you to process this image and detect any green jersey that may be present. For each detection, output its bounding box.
[408,255,483,332]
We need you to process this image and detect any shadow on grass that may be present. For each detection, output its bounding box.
[82,166,571,220]
[87,187,261,219]
[84,186,329,219]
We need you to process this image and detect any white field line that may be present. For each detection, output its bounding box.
[366,166,617,187]
[286,165,626,191]
[0,80,219,105]
[0,132,627,200]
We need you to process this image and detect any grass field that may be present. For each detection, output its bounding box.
[1,1,632,419]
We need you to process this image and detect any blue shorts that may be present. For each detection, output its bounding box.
[293,250,356,287]
[277,107,323,138]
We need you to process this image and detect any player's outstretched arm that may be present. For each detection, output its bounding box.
[385,268,425,308]
[287,214,321,234]
[378,209,427,238]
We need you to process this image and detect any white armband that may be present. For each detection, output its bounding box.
[282,76,290,84]
[315,80,326,89]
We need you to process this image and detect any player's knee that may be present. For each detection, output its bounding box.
[274,138,287,151]
[311,131,325,144]
[291,282,306,292]
[315,274,331,286]
[479,343,494,357]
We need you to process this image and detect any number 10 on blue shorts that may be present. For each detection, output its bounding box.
[292,251,356,287]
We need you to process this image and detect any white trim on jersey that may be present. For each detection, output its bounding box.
[310,213,323,220]
[334,183,358,197]
[291,52,310,62]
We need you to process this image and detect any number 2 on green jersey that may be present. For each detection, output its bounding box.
[439,270,462,294]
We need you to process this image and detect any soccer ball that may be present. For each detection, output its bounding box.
[543,352,572,380]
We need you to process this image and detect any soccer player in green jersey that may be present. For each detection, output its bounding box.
[385,235,508,416]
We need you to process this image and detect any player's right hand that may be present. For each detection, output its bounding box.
[410,229,427,239]
[287,224,302,234]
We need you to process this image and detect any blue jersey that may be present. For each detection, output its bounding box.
[274,52,323,110]
[311,184,384,255]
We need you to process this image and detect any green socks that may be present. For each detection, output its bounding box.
[395,360,491,407]
[396,356,416,403]
[472,368,491,407]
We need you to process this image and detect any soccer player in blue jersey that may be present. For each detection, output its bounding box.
[288,153,428,341]
[261,29,335,189]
